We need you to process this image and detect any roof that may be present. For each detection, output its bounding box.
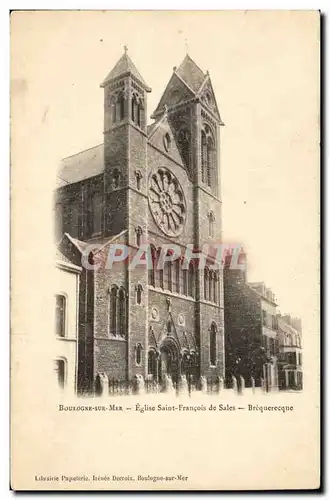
[176,55,206,93]
[100,51,151,91]
[64,233,89,253]
[57,144,104,187]
[56,247,74,264]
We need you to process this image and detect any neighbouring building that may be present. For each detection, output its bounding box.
[277,314,303,390]
[224,255,279,391]
[56,49,226,393]
[249,281,279,391]
[54,249,81,394]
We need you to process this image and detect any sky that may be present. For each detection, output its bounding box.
[11,10,319,329]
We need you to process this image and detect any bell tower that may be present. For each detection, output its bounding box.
[151,54,224,246]
[100,46,151,239]
[100,47,152,380]
[151,54,226,380]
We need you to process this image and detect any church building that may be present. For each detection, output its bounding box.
[56,49,225,393]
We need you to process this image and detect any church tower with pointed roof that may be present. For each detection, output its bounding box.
[101,47,151,238]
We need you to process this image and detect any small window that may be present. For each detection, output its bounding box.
[54,358,66,389]
[136,284,143,305]
[110,96,117,124]
[208,211,215,238]
[182,268,188,296]
[210,323,217,366]
[55,295,66,337]
[173,259,180,293]
[136,344,142,365]
[148,247,156,287]
[188,262,194,297]
[136,226,143,247]
[110,286,118,336]
[118,288,126,337]
[112,169,120,189]
[164,261,172,292]
[163,133,171,152]
[135,170,142,191]
[262,310,267,326]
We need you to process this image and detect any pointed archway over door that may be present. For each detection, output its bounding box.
[159,337,180,384]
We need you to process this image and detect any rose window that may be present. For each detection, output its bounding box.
[148,168,186,237]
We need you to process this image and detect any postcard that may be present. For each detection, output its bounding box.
[10,10,320,490]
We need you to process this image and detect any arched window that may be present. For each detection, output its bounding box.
[112,169,120,189]
[118,288,126,337]
[148,245,156,287]
[136,226,143,247]
[213,272,218,304]
[131,95,139,124]
[201,125,215,188]
[178,128,190,169]
[201,131,207,183]
[55,294,66,337]
[209,271,213,302]
[136,284,143,305]
[136,344,142,365]
[148,350,158,379]
[182,268,188,296]
[110,286,118,336]
[110,96,117,124]
[137,98,144,128]
[155,250,164,289]
[207,137,213,187]
[116,92,125,122]
[173,259,180,293]
[54,358,67,389]
[135,170,142,191]
[188,262,195,297]
[119,92,125,121]
[208,211,215,238]
[204,268,209,301]
[210,323,217,366]
[164,260,172,292]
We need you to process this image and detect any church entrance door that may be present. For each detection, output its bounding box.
[159,339,179,383]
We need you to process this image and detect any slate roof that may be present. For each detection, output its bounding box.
[100,51,151,91]
[57,144,104,187]
[56,247,74,264]
[176,55,206,93]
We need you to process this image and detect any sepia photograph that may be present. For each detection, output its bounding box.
[11,10,320,490]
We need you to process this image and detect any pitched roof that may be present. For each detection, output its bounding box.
[100,51,151,91]
[56,247,74,264]
[57,144,104,187]
[64,233,89,253]
[176,55,206,93]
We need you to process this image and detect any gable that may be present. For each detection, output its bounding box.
[58,233,84,268]
[148,115,185,168]
[198,78,224,124]
[152,73,194,119]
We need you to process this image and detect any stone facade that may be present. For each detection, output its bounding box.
[56,50,225,393]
